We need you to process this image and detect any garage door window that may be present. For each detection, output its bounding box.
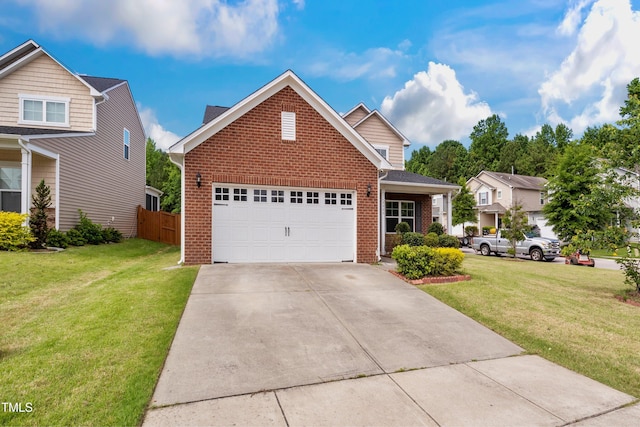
[386,201,415,232]
[215,187,230,201]
[307,192,319,204]
[340,193,352,206]
[254,189,267,202]
[233,188,247,201]
[325,192,337,205]
[290,191,303,203]
[271,190,284,203]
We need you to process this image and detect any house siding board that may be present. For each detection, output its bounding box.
[354,116,404,169]
[184,86,379,265]
[343,107,368,126]
[0,55,94,131]
[32,83,145,234]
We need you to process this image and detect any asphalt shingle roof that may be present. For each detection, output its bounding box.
[481,171,547,190]
[78,75,126,92]
[0,126,87,136]
[382,170,457,187]
[202,105,230,124]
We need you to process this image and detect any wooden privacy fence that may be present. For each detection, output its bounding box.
[137,205,181,246]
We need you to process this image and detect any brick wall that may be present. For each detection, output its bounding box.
[183,86,379,264]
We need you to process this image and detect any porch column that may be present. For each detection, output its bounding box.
[19,139,31,216]
[446,191,453,234]
[380,188,386,257]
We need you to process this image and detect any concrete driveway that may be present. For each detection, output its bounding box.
[143,263,637,426]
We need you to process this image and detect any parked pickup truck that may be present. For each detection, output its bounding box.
[472,230,561,261]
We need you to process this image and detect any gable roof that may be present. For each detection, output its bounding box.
[352,108,411,147]
[342,102,371,119]
[169,70,393,170]
[476,171,547,190]
[0,40,102,97]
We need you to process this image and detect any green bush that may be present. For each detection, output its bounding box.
[427,222,444,235]
[46,228,68,249]
[0,212,34,251]
[395,221,411,234]
[66,228,86,246]
[424,232,439,247]
[392,244,465,279]
[102,227,123,243]
[482,226,493,235]
[401,232,426,246]
[438,234,460,248]
[432,247,465,276]
[75,210,104,245]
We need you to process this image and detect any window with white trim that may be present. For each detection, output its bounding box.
[19,94,69,127]
[214,187,229,201]
[290,191,303,204]
[373,145,389,160]
[386,201,415,232]
[497,190,502,199]
[271,190,284,203]
[306,191,319,204]
[540,192,545,205]
[478,191,488,205]
[233,188,247,201]
[340,193,352,205]
[0,162,22,213]
[123,128,130,160]
[325,192,337,205]
[281,112,296,141]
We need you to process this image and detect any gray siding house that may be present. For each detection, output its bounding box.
[0,40,145,235]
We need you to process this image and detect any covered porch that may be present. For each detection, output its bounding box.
[379,170,459,255]
[0,135,59,228]
[476,202,506,232]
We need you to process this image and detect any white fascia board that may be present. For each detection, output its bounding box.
[23,132,96,140]
[342,102,370,118]
[173,70,392,170]
[381,180,460,193]
[0,39,39,63]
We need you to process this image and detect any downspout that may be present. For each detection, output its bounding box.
[169,155,185,265]
[17,138,31,222]
[378,170,389,261]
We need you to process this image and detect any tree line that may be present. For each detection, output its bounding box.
[446,78,640,250]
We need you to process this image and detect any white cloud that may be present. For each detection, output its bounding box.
[306,44,409,81]
[15,0,296,58]
[380,62,493,146]
[139,106,181,151]
[539,0,640,133]
[557,0,595,36]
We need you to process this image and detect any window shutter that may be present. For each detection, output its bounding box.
[281,112,296,141]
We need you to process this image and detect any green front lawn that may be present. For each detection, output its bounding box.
[420,255,640,398]
[0,239,199,426]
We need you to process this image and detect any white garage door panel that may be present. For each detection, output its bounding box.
[212,185,355,263]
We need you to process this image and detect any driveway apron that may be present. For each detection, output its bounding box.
[144,263,637,426]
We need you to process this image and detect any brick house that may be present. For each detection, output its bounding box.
[169,71,458,264]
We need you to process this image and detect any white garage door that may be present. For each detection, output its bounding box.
[212,185,356,263]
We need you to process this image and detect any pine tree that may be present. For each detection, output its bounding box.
[29,179,52,249]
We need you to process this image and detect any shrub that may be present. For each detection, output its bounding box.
[465,226,479,236]
[615,246,640,293]
[424,232,439,247]
[29,179,51,249]
[102,227,123,243]
[401,232,426,247]
[392,244,465,279]
[0,212,34,251]
[392,244,436,279]
[395,222,411,234]
[482,226,493,235]
[431,248,465,276]
[75,210,104,245]
[46,228,69,249]
[427,222,444,235]
[438,234,460,248]
[66,228,86,246]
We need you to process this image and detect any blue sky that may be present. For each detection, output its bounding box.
[1,0,639,152]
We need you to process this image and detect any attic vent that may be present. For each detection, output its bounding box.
[281,111,296,141]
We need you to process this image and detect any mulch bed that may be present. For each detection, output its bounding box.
[389,270,471,285]
[615,291,640,307]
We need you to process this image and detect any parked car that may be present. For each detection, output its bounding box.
[472,229,561,261]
